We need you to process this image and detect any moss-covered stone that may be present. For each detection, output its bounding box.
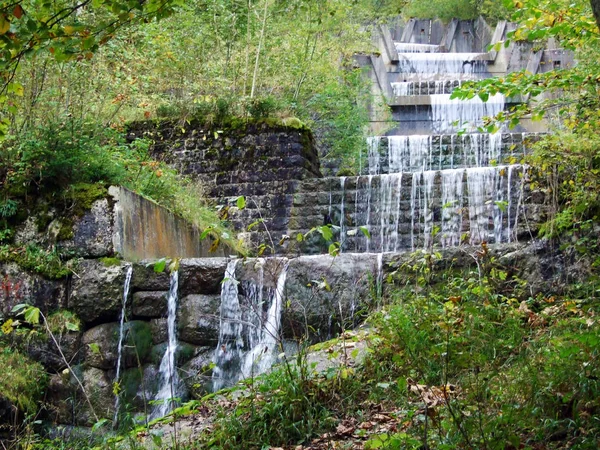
[124,321,153,363]
[99,257,122,267]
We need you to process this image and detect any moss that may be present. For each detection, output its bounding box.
[120,366,143,402]
[65,183,108,217]
[125,321,153,362]
[56,218,75,241]
[176,343,196,365]
[35,213,53,233]
[337,168,357,177]
[99,257,122,267]
[0,346,47,414]
[0,244,72,280]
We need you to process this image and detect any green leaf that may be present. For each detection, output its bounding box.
[88,343,101,354]
[236,196,246,209]
[24,306,40,325]
[153,258,166,273]
[318,225,333,242]
[65,321,80,332]
[11,303,28,313]
[92,418,109,432]
[359,226,371,239]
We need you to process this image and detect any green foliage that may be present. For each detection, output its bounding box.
[46,310,81,334]
[0,345,47,415]
[0,115,241,258]
[203,359,334,448]
[404,0,511,22]
[0,244,73,279]
[451,0,600,252]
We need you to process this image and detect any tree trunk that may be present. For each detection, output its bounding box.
[591,0,600,31]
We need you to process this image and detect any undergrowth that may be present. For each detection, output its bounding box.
[182,245,600,450]
[0,116,241,278]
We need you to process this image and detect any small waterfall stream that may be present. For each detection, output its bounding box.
[212,259,289,391]
[151,270,181,419]
[113,264,133,425]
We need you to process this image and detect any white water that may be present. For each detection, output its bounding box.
[212,260,289,390]
[367,133,507,175]
[440,169,465,247]
[396,53,486,79]
[395,42,441,53]
[112,264,133,425]
[466,166,507,244]
[392,80,462,97]
[339,177,346,251]
[430,93,505,133]
[379,174,403,252]
[212,260,243,392]
[151,270,181,420]
[241,262,289,378]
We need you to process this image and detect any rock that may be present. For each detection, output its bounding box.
[61,199,114,258]
[176,294,221,346]
[132,291,168,318]
[149,318,167,344]
[69,260,126,324]
[17,331,82,373]
[0,395,14,428]
[82,321,153,370]
[81,366,114,425]
[0,263,67,316]
[45,373,76,425]
[82,322,120,370]
[47,366,114,426]
[283,253,378,340]
[130,262,171,291]
[181,347,215,399]
[178,258,228,296]
[150,342,197,366]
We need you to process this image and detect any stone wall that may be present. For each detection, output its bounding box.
[127,119,322,251]
[1,253,380,426]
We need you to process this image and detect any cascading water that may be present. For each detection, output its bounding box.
[241,262,289,378]
[392,80,463,97]
[212,260,243,391]
[396,53,486,79]
[394,42,441,53]
[151,270,181,420]
[333,31,529,254]
[113,264,133,425]
[430,93,505,133]
[212,259,289,391]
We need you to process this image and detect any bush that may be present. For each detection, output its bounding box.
[0,346,47,416]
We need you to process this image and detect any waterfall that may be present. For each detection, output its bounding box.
[440,169,465,247]
[396,53,486,79]
[392,80,463,97]
[466,166,507,244]
[212,260,243,391]
[241,262,289,378]
[112,264,133,425]
[365,175,373,252]
[212,260,289,391]
[151,270,181,419]
[388,135,432,173]
[367,137,381,175]
[376,253,384,301]
[395,42,441,53]
[379,174,403,252]
[339,177,346,251]
[430,93,505,133]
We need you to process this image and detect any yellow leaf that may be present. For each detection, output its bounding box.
[2,318,14,335]
[63,25,75,35]
[0,15,10,35]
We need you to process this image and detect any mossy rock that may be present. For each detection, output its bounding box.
[0,346,47,419]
